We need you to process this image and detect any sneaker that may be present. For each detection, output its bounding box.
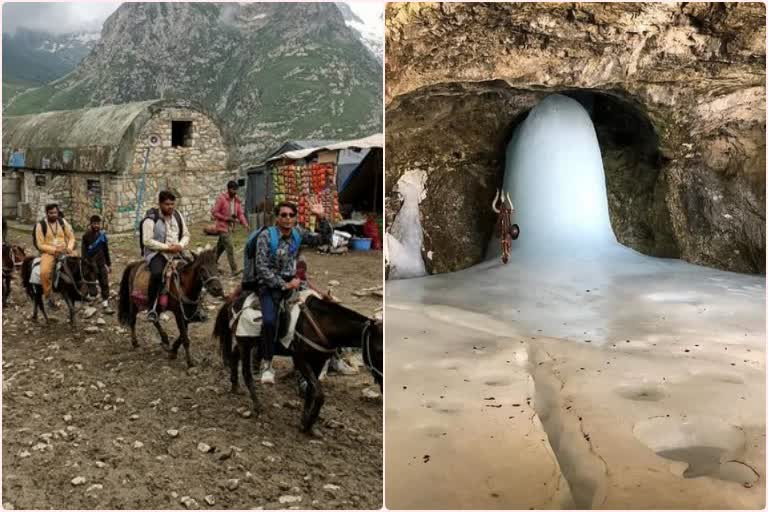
[146,310,158,323]
[329,356,358,376]
[260,361,275,385]
[318,358,331,382]
[102,300,115,314]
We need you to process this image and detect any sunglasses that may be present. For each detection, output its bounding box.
[279,212,296,218]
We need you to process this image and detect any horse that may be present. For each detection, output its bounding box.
[20,255,99,324]
[213,292,383,434]
[491,188,519,264]
[118,249,224,367]
[2,244,26,308]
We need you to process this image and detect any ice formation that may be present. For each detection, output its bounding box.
[386,169,428,279]
[496,94,616,257]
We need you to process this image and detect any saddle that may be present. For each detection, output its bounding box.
[129,259,181,310]
[231,289,321,347]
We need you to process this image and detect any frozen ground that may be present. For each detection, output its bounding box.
[386,245,765,509]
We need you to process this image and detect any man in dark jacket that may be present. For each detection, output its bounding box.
[241,198,331,384]
[81,214,113,313]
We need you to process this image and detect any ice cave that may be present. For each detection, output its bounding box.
[386,82,765,511]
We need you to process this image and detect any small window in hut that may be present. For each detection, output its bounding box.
[35,175,46,186]
[171,121,193,147]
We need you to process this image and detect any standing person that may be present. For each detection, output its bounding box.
[81,215,113,314]
[2,217,8,245]
[140,190,190,322]
[34,203,76,309]
[241,197,331,384]
[211,180,249,276]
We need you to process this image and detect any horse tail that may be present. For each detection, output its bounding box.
[118,263,137,326]
[213,301,233,367]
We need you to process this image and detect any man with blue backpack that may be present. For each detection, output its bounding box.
[241,198,331,384]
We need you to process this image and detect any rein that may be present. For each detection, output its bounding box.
[56,257,98,298]
[167,259,221,323]
[296,302,336,353]
[2,245,23,275]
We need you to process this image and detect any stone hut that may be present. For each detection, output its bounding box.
[2,98,236,232]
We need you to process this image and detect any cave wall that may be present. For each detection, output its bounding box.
[385,2,766,274]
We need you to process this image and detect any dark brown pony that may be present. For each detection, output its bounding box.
[20,255,99,324]
[213,292,382,434]
[118,249,224,367]
[2,244,26,308]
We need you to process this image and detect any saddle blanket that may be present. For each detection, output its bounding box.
[233,289,320,347]
[29,258,42,285]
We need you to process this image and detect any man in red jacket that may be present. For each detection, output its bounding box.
[211,180,249,275]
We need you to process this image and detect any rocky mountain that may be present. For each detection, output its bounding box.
[2,28,99,85]
[2,28,99,106]
[4,2,383,166]
[336,2,383,62]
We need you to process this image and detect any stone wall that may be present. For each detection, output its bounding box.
[10,104,236,233]
[20,172,73,226]
[385,2,766,275]
[105,106,236,233]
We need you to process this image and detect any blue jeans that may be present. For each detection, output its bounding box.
[258,288,283,361]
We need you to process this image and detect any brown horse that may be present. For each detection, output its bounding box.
[20,255,99,324]
[213,291,382,434]
[2,244,26,308]
[118,249,224,367]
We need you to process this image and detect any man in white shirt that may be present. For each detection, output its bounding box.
[140,190,190,322]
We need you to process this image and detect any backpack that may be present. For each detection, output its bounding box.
[32,218,65,252]
[243,226,302,284]
[138,208,184,254]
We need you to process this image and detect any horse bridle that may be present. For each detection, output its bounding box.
[2,245,23,275]
[56,256,99,298]
[169,261,222,323]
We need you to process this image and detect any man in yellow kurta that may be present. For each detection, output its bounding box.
[35,203,76,306]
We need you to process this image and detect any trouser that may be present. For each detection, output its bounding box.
[147,254,166,311]
[40,253,56,298]
[216,232,236,273]
[258,287,284,362]
[96,263,109,301]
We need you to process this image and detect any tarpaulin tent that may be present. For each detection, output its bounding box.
[245,134,382,229]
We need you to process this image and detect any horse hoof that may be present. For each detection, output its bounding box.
[230,385,242,395]
[168,352,178,360]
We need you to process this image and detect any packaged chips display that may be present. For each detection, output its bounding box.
[272,161,342,226]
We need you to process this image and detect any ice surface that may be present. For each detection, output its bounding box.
[386,169,428,279]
